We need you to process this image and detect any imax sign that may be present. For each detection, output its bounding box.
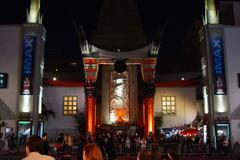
[20,36,36,95]
[210,36,227,95]
[212,38,223,74]
[23,37,36,75]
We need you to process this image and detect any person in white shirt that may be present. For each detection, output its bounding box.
[140,137,147,151]
[125,136,131,153]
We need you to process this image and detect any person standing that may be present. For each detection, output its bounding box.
[23,135,55,160]
[222,137,229,153]
[41,133,50,155]
[125,136,130,153]
[140,137,147,151]
[82,143,103,160]
[62,134,73,160]
[0,132,5,154]
[8,133,16,153]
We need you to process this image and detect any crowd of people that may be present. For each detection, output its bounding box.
[2,129,240,160]
[45,129,240,159]
[15,133,104,160]
[3,131,174,160]
[83,129,240,155]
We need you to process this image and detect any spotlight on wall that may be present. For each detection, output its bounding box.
[114,60,126,73]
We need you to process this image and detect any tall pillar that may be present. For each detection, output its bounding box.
[85,82,96,135]
[200,25,230,148]
[144,82,155,136]
[82,57,99,135]
[18,24,46,136]
[141,58,157,136]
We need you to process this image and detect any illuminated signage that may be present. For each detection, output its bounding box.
[17,120,32,137]
[20,36,36,95]
[0,73,8,88]
[18,121,31,125]
[210,36,227,95]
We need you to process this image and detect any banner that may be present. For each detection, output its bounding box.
[20,36,36,95]
[210,36,227,95]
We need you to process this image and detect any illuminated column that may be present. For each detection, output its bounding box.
[85,83,96,135]
[83,58,99,135]
[203,0,219,25]
[200,25,230,148]
[27,0,42,24]
[18,24,46,135]
[141,58,156,136]
[144,82,155,136]
[17,0,45,136]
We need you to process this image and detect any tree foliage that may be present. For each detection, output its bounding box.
[74,112,86,136]
[154,112,163,134]
[40,104,56,121]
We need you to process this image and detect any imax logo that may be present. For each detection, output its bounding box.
[212,38,223,75]
[23,38,34,75]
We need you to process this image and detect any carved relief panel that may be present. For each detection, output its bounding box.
[109,71,129,123]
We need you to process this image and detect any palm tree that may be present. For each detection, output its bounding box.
[40,104,56,121]
[74,112,86,136]
[154,112,163,135]
[0,117,5,131]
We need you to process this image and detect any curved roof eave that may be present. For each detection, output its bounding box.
[88,43,153,60]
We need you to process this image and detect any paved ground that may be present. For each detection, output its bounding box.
[1,152,240,160]
[114,154,240,160]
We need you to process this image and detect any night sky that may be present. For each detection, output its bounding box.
[0,0,206,74]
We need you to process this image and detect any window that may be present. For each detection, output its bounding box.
[161,96,176,115]
[63,96,77,115]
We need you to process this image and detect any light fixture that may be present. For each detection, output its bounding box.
[70,62,77,66]
[53,77,57,81]
[114,60,126,73]
[181,77,185,80]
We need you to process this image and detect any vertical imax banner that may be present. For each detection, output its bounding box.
[210,35,227,95]
[20,36,36,95]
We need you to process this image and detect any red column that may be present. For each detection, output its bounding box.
[86,95,96,135]
[144,96,154,136]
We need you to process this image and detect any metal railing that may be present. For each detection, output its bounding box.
[113,143,209,154]
[7,140,26,153]
[5,140,240,155]
[2,141,240,160]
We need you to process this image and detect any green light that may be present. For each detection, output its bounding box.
[18,121,31,125]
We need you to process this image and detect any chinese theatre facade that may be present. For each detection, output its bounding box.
[81,44,159,136]
[78,0,161,136]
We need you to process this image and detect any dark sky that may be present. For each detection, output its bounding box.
[43,0,204,54]
[0,0,205,73]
